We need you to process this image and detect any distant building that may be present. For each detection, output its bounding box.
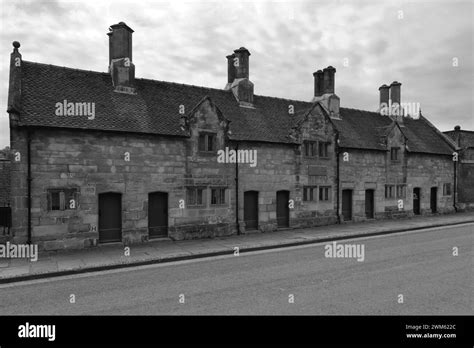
[444,126,474,210]
[5,22,458,251]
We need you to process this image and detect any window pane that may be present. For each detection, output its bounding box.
[198,135,205,151]
[220,188,225,204]
[197,189,203,205]
[51,192,60,210]
[207,135,213,151]
[59,191,65,210]
[187,188,195,205]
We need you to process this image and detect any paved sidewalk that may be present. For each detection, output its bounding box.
[1,212,473,284]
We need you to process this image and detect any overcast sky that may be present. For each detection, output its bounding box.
[0,0,473,148]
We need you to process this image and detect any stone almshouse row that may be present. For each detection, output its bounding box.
[5,22,461,250]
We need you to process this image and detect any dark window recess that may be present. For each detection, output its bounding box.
[48,188,78,211]
[211,188,226,205]
[443,183,452,196]
[198,133,216,152]
[318,142,329,158]
[390,147,400,161]
[303,186,316,201]
[319,186,331,201]
[385,185,395,199]
[304,141,317,157]
[186,187,204,206]
[396,185,406,198]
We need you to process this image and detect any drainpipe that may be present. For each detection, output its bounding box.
[335,132,341,223]
[27,128,32,244]
[235,143,239,235]
[453,153,458,212]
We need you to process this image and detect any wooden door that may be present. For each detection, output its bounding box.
[244,191,258,230]
[413,188,421,215]
[342,189,352,221]
[365,189,374,219]
[430,187,437,213]
[148,192,168,238]
[99,192,122,243]
[276,190,289,228]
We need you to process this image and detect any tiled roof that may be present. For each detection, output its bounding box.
[444,130,474,148]
[18,61,454,155]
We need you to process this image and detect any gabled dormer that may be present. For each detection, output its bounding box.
[182,96,230,159]
[290,103,336,162]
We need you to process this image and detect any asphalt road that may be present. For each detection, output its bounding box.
[0,224,472,315]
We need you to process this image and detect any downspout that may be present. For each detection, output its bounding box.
[235,142,239,235]
[335,132,341,223]
[27,128,32,244]
[453,152,458,212]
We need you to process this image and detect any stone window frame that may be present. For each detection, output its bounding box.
[318,141,330,158]
[210,187,227,206]
[47,188,78,211]
[390,147,400,162]
[396,184,406,198]
[198,132,217,153]
[385,185,395,199]
[303,141,317,158]
[319,186,331,201]
[443,183,452,196]
[303,186,317,202]
[186,187,206,207]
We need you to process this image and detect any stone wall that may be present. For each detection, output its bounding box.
[7,102,457,251]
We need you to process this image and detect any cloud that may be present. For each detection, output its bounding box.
[0,0,472,148]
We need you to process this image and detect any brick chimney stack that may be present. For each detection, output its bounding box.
[311,66,340,119]
[226,47,254,107]
[107,22,136,94]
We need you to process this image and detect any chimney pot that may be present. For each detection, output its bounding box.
[233,47,250,79]
[226,54,236,84]
[454,125,461,131]
[107,21,134,65]
[389,81,401,106]
[313,70,324,97]
[323,66,336,94]
[379,84,390,107]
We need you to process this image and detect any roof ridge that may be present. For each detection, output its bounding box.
[22,60,109,76]
[340,106,382,115]
[444,129,474,134]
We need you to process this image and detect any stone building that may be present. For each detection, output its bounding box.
[5,22,458,250]
[444,126,474,210]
